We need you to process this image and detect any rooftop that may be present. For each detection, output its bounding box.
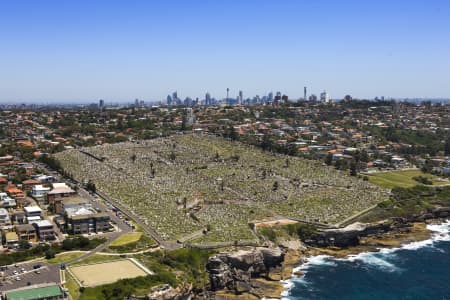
[15,223,35,232]
[6,284,63,300]
[61,196,90,206]
[48,182,75,194]
[32,220,53,228]
[5,231,19,242]
[66,206,96,217]
[24,206,42,213]
[32,184,51,191]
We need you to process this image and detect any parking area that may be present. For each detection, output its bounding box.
[0,262,61,291]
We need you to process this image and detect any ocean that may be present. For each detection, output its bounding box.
[283,221,450,300]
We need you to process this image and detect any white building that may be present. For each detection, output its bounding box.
[320,91,331,103]
[0,192,16,208]
[31,184,51,198]
[24,206,42,221]
[0,208,11,226]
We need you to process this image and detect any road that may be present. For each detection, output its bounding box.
[77,187,131,234]
[62,189,134,265]
[95,191,181,250]
[63,231,123,265]
[33,161,137,265]
[36,160,180,254]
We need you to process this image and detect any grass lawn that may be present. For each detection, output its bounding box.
[110,232,143,247]
[71,254,122,267]
[65,271,81,300]
[44,252,85,264]
[367,170,448,189]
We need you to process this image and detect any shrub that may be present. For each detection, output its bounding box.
[45,249,56,259]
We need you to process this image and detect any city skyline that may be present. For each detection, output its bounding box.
[1,0,450,102]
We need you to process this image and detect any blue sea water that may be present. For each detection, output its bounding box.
[283,221,450,300]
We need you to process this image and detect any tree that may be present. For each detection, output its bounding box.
[131,154,137,163]
[169,151,176,161]
[45,249,56,259]
[86,181,96,193]
[18,240,31,250]
[325,153,333,166]
[62,239,74,251]
[224,124,238,141]
[272,181,279,191]
[261,134,272,151]
[421,159,433,174]
[445,137,450,156]
[350,161,357,176]
[360,150,369,163]
[182,197,187,210]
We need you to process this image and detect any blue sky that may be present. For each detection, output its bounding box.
[1,0,449,103]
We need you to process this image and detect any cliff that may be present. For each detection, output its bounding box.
[206,246,301,299]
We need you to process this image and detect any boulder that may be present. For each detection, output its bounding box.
[206,247,284,293]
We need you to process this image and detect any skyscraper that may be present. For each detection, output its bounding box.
[304,87,307,101]
[320,91,330,103]
[238,90,243,104]
[205,92,211,106]
[99,99,104,110]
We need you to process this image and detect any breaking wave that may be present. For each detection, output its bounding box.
[283,220,450,298]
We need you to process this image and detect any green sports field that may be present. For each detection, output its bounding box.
[367,170,450,189]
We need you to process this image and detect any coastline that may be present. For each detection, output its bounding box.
[281,219,450,299]
[206,218,450,300]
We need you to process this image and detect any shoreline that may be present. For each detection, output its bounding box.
[207,218,450,300]
[280,219,450,299]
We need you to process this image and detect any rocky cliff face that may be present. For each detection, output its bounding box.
[306,220,403,247]
[206,247,285,294]
[144,284,193,300]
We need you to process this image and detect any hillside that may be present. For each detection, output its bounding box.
[55,134,389,244]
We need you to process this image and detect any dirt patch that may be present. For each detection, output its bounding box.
[70,259,148,287]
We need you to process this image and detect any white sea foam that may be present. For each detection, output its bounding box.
[281,220,450,300]
[299,255,336,270]
[340,251,400,272]
[280,279,295,298]
[426,221,450,243]
[281,220,450,298]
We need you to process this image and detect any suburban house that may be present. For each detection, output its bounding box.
[32,220,55,241]
[0,192,16,208]
[11,209,26,224]
[47,183,76,205]
[22,178,42,190]
[24,206,42,223]
[4,183,25,199]
[56,195,89,215]
[15,223,37,242]
[31,184,51,205]
[0,208,11,227]
[33,174,57,183]
[4,231,19,247]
